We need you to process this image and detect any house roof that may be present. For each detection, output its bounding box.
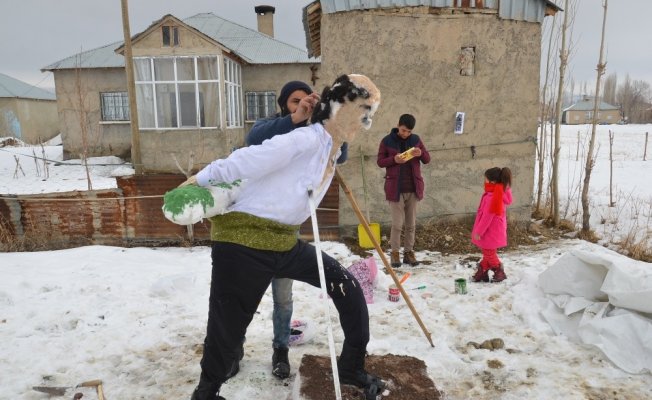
[303,0,561,57]
[0,72,56,100]
[563,97,619,112]
[42,41,125,72]
[311,0,560,18]
[42,12,318,72]
[184,13,317,64]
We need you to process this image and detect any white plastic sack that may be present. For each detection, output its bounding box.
[577,303,652,374]
[601,259,652,313]
[538,251,609,301]
[538,247,652,374]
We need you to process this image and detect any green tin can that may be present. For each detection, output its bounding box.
[455,278,467,295]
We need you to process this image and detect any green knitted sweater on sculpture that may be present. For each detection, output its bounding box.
[209,212,300,251]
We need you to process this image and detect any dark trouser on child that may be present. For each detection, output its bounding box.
[472,248,507,283]
[191,240,384,400]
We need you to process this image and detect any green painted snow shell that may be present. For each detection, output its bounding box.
[163,185,215,217]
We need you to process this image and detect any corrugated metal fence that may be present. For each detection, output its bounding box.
[0,175,339,250]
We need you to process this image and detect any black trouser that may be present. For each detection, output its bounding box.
[199,240,370,384]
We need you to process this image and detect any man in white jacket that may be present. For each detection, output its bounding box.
[187,74,384,400]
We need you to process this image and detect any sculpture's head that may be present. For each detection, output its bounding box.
[311,74,381,143]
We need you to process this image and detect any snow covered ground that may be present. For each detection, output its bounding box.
[1,126,651,399]
[1,241,651,399]
[0,135,133,195]
[538,123,652,252]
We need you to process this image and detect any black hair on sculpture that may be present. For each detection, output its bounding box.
[311,74,371,125]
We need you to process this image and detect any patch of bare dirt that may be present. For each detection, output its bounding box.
[343,218,560,258]
[299,354,440,400]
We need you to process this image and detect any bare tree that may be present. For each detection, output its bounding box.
[581,0,609,235]
[551,0,573,226]
[584,81,590,97]
[173,151,197,242]
[603,72,617,105]
[74,53,94,190]
[535,15,559,214]
[617,77,652,123]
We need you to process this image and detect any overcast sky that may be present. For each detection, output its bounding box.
[1,0,650,93]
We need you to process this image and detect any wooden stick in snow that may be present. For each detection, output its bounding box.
[335,169,434,347]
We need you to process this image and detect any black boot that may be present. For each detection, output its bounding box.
[338,344,385,399]
[272,347,290,379]
[225,337,246,379]
[190,374,225,400]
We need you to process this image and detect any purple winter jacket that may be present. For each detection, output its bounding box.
[377,128,431,201]
[471,186,513,249]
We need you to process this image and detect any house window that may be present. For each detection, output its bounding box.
[246,91,276,121]
[100,92,130,121]
[134,56,220,129]
[162,26,179,47]
[585,111,593,120]
[224,58,243,128]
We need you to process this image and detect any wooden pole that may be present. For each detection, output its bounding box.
[335,169,434,347]
[609,130,614,207]
[121,0,142,174]
[307,188,342,400]
[644,132,648,161]
[576,130,580,161]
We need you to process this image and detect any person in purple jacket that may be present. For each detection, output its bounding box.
[471,167,513,283]
[377,114,431,268]
[245,81,348,380]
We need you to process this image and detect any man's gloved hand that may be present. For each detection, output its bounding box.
[179,175,198,187]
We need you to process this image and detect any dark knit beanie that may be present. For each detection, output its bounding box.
[278,81,313,116]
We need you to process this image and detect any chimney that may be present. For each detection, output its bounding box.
[254,5,275,37]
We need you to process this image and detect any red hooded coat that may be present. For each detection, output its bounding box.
[471,185,513,249]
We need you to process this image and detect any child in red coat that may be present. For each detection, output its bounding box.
[471,167,513,282]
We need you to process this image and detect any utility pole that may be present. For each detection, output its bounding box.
[121,0,143,174]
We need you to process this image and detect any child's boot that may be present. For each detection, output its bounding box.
[471,263,489,282]
[492,264,507,282]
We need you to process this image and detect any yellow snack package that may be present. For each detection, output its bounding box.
[399,147,416,161]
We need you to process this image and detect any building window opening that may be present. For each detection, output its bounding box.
[246,92,276,121]
[162,26,179,47]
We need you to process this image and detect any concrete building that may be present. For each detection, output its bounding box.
[562,96,621,125]
[0,73,58,144]
[303,0,561,226]
[39,1,563,233]
[42,10,320,171]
